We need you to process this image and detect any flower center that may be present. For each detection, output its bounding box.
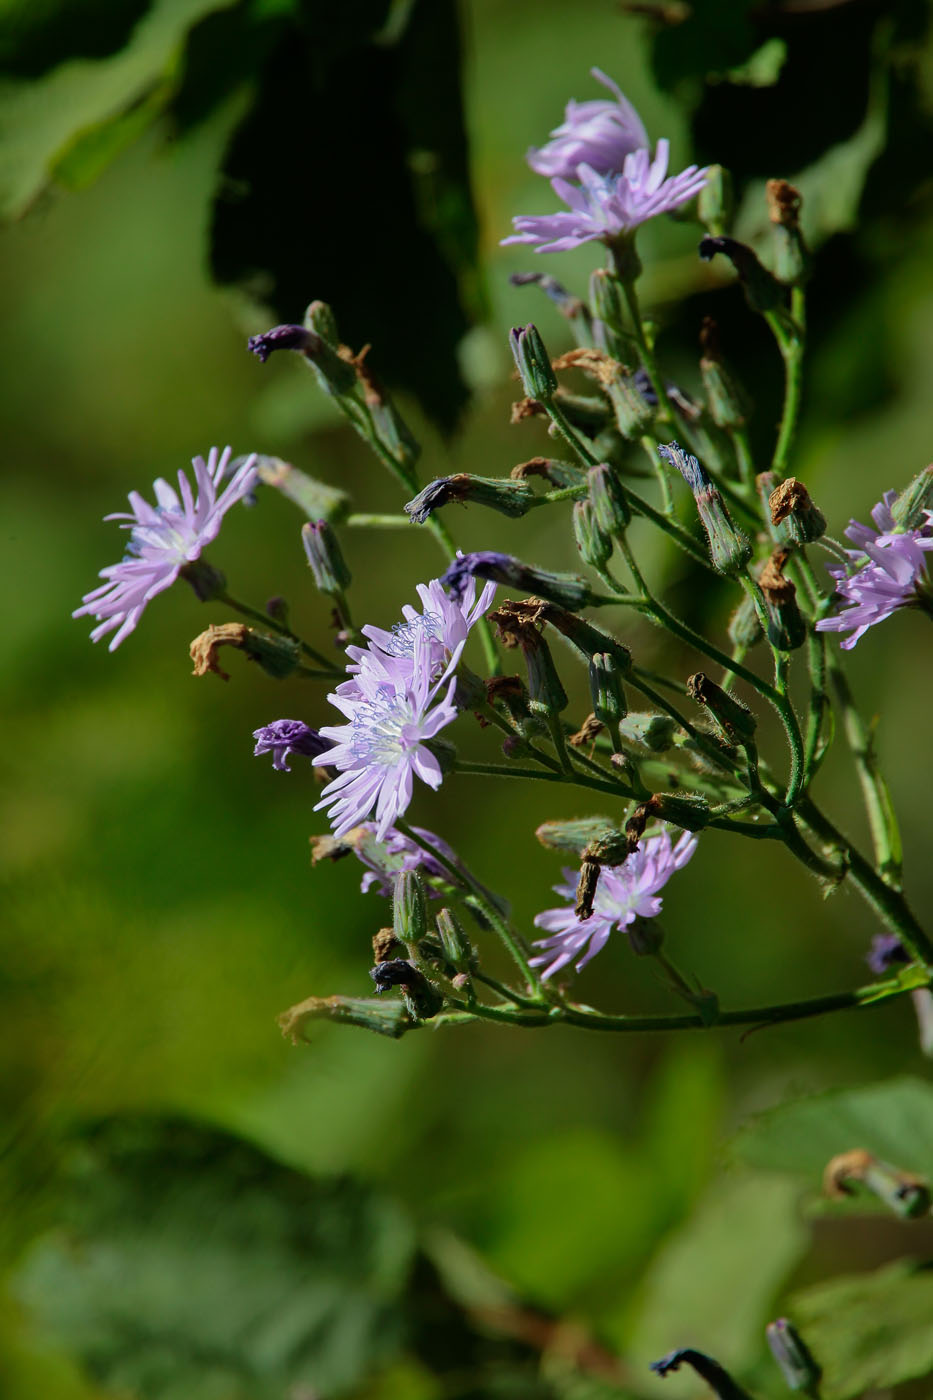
[383,611,443,658]
[349,692,420,766]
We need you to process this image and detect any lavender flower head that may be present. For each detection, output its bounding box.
[350,575,497,681]
[531,829,698,980]
[866,932,909,975]
[502,149,708,255]
[73,446,257,650]
[815,492,933,649]
[351,823,460,896]
[527,69,648,181]
[253,719,328,772]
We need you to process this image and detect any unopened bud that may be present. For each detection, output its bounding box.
[305,298,340,345]
[589,652,627,726]
[278,992,410,1041]
[302,519,351,595]
[618,712,676,752]
[824,1148,931,1219]
[369,958,443,1021]
[697,164,733,236]
[573,499,613,568]
[769,477,826,545]
[891,463,933,532]
[179,558,226,602]
[266,596,289,625]
[728,592,763,650]
[575,860,601,919]
[589,268,638,363]
[688,672,757,742]
[766,180,810,286]
[405,474,537,523]
[766,1319,821,1395]
[658,441,751,575]
[536,817,621,856]
[510,323,558,401]
[588,462,631,535]
[607,364,655,439]
[393,870,428,947]
[759,548,806,651]
[699,235,784,313]
[525,631,569,716]
[254,455,351,524]
[442,552,593,611]
[647,791,710,831]
[435,907,473,974]
[699,318,748,430]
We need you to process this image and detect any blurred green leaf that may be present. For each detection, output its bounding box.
[12,1115,416,1398]
[625,1173,807,1390]
[649,0,757,91]
[789,1259,933,1399]
[721,38,787,89]
[730,1076,933,1179]
[0,0,233,218]
[0,0,151,78]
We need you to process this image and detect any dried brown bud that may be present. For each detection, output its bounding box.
[769,477,811,525]
[698,315,721,365]
[766,179,802,229]
[758,546,796,604]
[569,714,604,747]
[575,860,601,919]
[373,927,401,962]
[309,833,351,865]
[189,622,250,680]
[625,803,650,852]
[511,396,547,424]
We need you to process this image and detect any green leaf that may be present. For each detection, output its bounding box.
[0,0,233,218]
[730,1076,933,1180]
[625,1172,807,1390]
[12,1116,416,1398]
[789,1259,933,1399]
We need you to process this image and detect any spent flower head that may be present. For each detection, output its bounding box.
[527,68,648,181]
[73,446,257,650]
[816,492,933,649]
[253,719,329,772]
[502,149,708,255]
[531,829,698,979]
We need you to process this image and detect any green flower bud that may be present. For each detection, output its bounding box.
[699,317,748,430]
[393,870,428,947]
[589,268,638,364]
[301,519,351,595]
[536,817,619,856]
[759,548,807,651]
[179,558,226,602]
[697,164,733,236]
[588,462,631,535]
[589,652,627,726]
[509,323,558,401]
[607,364,655,439]
[526,631,569,716]
[647,790,710,831]
[766,1319,821,1396]
[305,298,341,346]
[278,993,410,1041]
[254,455,351,524]
[435,908,473,974]
[618,712,676,752]
[766,180,810,287]
[573,498,613,568]
[728,592,763,650]
[405,474,537,523]
[659,441,751,575]
[688,671,757,742]
[891,463,933,532]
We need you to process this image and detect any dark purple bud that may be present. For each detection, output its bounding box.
[698,236,783,313]
[866,932,910,975]
[247,324,318,363]
[252,718,328,772]
[370,958,420,993]
[650,1349,752,1400]
[441,552,592,611]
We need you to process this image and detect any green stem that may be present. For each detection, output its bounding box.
[219,593,340,672]
[731,427,757,491]
[346,512,411,528]
[454,758,629,801]
[739,575,805,805]
[764,306,805,479]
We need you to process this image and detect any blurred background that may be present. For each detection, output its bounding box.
[3,0,933,1396]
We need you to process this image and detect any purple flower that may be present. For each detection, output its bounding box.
[866,932,910,975]
[247,324,317,362]
[526,69,648,181]
[73,447,258,650]
[314,634,459,840]
[351,823,460,896]
[815,492,933,649]
[531,829,698,980]
[440,550,591,610]
[350,575,496,679]
[502,150,708,255]
[253,719,328,772]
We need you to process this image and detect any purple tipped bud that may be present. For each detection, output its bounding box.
[253,719,329,771]
[891,463,933,532]
[441,552,592,610]
[247,324,317,362]
[659,441,751,575]
[766,1319,821,1395]
[302,519,351,595]
[405,474,537,524]
[510,323,558,401]
[866,932,909,975]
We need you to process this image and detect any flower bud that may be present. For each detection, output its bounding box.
[435,907,473,974]
[278,992,410,1041]
[393,870,428,947]
[766,180,810,287]
[891,463,933,531]
[823,1148,931,1219]
[699,235,784,313]
[509,323,558,402]
[697,164,733,236]
[607,363,655,439]
[699,317,748,431]
[573,499,613,568]
[369,958,444,1021]
[658,441,751,575]
[302,519,351,595]
[618,712,676,752]
[588,462,631,535]
[254,455,351,524]
[589,652,627,726]
[525,631,569,716]
[238,629,303,679]
[589,268,639,363]
[766,1319,821,1395]
[628,916,664,956]
[305,298,340,345]
[405,474,537,523]
[442,552,593,611]
[190,624,302,682]
[536,817,621,856]
[759,548,806,651]
[728,592,763,650]
[688,672,757,742]
[768,477,826,545]
[179,558,226,602]
[510,455,586,489]
[647,791,710,831]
